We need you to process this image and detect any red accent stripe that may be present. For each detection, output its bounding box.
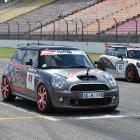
[8,61,21,69]
[10,85,27,94]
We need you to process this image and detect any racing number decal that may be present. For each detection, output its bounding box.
[27,72,35,90]
[116,61,124,74]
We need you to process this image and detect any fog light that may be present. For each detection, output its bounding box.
[112,95,116,102]
[58,97,64,103]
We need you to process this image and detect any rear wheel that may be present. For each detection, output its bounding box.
[37,84,53,113]
[125,66,135,82]
[97,63,104,71]
[1,76,16,101]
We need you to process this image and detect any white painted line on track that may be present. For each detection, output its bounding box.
[75,114,140,120]
[0,102,40,116]
[45,117,61,121]
[0,103,140,121]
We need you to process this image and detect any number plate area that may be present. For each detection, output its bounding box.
[81,92,104,99]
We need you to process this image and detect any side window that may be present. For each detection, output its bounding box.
[23,50,38,68]
[117,48,126,57]
[12,49,26,63]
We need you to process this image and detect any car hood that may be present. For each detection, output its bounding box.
[126,58,140,61]
[39,68,110,83]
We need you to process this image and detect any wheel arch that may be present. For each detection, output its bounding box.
[35,79,54,100]
[94,60,105,71]
[125,63,139,80]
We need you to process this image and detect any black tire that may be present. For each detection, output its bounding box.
[37,84,53,113]
[1,76,16,101]
[125,66,136,82]
[97,63,105,71]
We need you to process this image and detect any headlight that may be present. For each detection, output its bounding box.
[103,74,117,88]
[136,62,140,68]
[51,76,66,89]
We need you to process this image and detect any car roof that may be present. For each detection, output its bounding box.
[18,43,80,51]
[108,44,139,48]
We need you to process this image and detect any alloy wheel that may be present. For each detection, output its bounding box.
[37,85,47,111]
[1,77,9,99]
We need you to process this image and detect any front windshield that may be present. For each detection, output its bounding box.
[39,50,95,69]
[127,50,140,58]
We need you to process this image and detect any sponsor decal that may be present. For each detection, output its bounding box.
[102,57,114,68]
[40,50,56,55]
[115,60,125,74]
[10,86,27,94]
[57,50,72,54]
[26,72,35,90]
[68,69,103,80]
[127,48,139,51]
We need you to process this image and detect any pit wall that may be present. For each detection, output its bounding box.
[0,40,140,54]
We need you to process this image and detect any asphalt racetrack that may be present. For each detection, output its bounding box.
[0,58,140,140]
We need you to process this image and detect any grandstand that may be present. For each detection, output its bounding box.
[0,0,140,42]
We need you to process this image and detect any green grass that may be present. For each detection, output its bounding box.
[0,47,16,59]
[87,53,101,62]
[0,48,101,62]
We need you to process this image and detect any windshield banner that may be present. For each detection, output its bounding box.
[40,50,86,56]
[127,48,140,51]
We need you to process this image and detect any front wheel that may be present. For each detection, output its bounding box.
[1,76,16,101]
[37,84,53,113]
[125,66,136,82]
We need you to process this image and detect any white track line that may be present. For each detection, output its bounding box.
[0,102,140,121]
[0,102,40,116]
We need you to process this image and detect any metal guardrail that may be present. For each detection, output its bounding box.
[0,17,140,43]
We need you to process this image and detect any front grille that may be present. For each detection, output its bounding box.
[71,84,109,91]
[69,97,112,106]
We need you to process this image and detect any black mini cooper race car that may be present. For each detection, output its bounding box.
[1,43,119,112]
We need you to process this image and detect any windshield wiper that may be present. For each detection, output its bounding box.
[67,65,89,68]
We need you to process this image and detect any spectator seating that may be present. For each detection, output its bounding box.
[0,0,102,34]
[32,0,140,36]
[1,0,140,38]
[0,0,23,11]
[106,17,140,35]
[0,0,56,24]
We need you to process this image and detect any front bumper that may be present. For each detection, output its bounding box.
[51,88,119,109]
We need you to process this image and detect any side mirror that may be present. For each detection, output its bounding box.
[94,61,101,65]
[117,54,123,60]
[94,61,97,65]
[26,59,33,65]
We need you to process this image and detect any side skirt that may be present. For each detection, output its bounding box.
[12,91,36,102]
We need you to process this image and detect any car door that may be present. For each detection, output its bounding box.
[10,49,26,93]
[110,47,126,77]
[21,50,39,99]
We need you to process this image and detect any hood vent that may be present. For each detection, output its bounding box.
[77,75,97,81]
